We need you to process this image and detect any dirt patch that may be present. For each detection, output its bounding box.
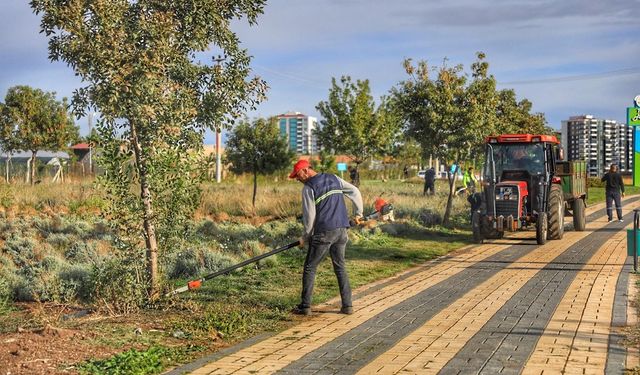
[0,305,222,375]
[0,325,114,375]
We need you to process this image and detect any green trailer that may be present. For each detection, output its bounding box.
[555,160,588,231]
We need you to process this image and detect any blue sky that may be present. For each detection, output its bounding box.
[1,0,639,144]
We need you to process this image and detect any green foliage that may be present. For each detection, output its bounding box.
[313,150,336,173]
[392,53,552,225]
[316,76,401,165]
[0,185,14,208]
[0,85,78,184]
[2,235,37,268]
[0,271,12,315]
[77,346,201,375]
[58,264,93,302]
[12,254,68,302]
[588,177,605,188]
[31,0,269,297]
[64,242,98,264]
[46,232,74,249]
[91,257,147,314]
[225,117,295,206]
[167,246,237,279]
[171,307,255,339]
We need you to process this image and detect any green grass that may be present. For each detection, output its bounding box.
[586,186,640,206]
[167,222,467,342]
[76,345,205,375]
[3,177,635,374]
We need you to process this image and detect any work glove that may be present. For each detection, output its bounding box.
[353,215,364,225]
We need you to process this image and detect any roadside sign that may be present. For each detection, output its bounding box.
[629,107,640,126]
[337,163,347,171]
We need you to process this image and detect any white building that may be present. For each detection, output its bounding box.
[561,115,633,177]
[277,112,319,155]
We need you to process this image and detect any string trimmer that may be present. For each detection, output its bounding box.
[351,197,394,225]
[165,240,301,297]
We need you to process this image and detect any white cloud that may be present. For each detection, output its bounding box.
[1,0,638,138]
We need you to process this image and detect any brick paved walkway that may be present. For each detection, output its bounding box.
[169,199,640,375]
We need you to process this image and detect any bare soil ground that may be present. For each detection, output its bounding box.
[1,324,113,375]
[0,303,223,375]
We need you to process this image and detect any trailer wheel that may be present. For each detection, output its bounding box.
[536,213,548,245]
[572,197,586,231]
[472,211,484,244]
[547,185,564,240]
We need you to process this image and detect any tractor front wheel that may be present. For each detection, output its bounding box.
[536,213,548,245]
[548,185,564,240]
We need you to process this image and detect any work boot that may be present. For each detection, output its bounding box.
[340,306,353,315]
[293,304,311,316]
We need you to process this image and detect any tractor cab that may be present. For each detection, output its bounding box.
[473,134,586,245]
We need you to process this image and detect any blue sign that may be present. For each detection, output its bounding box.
[337,163,348,172]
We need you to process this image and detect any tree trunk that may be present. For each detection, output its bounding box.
[252,170,258,208]
[442,165,459,226]
[31,151,37,185]
[5,154,10,183]
[130,123,159,299]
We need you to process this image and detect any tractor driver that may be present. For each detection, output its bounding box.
[508,146,544,173]
[509,147,530,169]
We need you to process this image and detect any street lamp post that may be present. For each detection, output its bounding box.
[88,112,94,175]
[213,55,225,183]
[216,127,222,183]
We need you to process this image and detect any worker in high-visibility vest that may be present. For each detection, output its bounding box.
[462,166,478,194]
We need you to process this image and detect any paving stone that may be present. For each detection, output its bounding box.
[439,211,635,374]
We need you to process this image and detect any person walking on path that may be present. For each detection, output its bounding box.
[462,167,478,194]
[289,159,363,316]
[601,164,625,222]
[423,167,436,196]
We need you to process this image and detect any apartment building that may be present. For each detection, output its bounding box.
[277,112,319,155]
[561,115,633,177]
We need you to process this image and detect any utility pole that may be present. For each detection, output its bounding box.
[88,112,93,175]
[213,55,226,183]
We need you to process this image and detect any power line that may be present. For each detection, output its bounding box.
[253,64,327,90]
[498,66,640,85]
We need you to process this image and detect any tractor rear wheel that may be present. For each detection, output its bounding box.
[548,185,564,240]
[572,197,586,231]
[472,211,484,244]
[536,213,548,245]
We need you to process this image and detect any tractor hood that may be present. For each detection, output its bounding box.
[495,180,529,198]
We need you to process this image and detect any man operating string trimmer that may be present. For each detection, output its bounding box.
[289,159,363,316]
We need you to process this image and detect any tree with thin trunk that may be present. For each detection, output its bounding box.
[225,117,294,207]
[0,86,78,185]
[31,0,267,299]
[393,59,469,225]
[316,76,401,179]
[393,53,552,225]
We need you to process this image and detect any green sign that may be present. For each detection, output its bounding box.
[629,107,640,126]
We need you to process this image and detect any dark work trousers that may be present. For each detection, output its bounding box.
[301,227,352,309]
[605,189,623,221]
[424,181,435,196]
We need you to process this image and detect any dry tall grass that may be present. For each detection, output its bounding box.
[0,176,470,225]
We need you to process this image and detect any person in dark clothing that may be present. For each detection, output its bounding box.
[289,159,363,316]
[601,164,625,222]
[423,167,436,196]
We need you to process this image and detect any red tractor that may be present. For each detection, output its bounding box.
[471,134,588,245]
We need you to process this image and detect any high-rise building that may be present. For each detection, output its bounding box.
[277,112,319,155]
[561,115,633,177]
